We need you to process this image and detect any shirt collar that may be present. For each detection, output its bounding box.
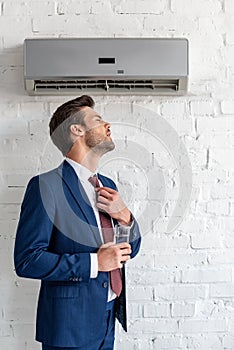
[65,157,96,183]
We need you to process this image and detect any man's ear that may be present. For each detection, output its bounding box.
[70,124,85,137]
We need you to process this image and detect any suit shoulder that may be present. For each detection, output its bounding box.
[26,165,61,190]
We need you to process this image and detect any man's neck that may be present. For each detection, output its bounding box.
[66,151,100,173]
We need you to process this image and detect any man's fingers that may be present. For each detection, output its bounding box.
[116,242,131,249]
[118,243,132,256]
[97,196,109,205]
[96,188,113,199]
[96,202,122,216]
[96,202,109,212]
[121,250,132,257]
[120,254,131,262]
[97,241,131,272]
[96,187,116,194]
[101,242,114,248]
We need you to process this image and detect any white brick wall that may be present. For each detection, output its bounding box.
[1,0,234,349]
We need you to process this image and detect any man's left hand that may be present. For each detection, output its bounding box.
[95,187,131,226]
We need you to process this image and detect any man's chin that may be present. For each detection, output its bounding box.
[92,140,115,155]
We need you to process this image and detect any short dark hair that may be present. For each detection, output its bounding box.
[49,95,95,156]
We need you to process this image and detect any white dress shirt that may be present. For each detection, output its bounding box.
[65,157,117,301]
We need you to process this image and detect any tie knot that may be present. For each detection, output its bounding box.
[88,174,99,188]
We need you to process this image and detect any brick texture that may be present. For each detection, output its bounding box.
[0,0,234,349]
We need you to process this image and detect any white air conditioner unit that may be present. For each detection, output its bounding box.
[24,38,189,96]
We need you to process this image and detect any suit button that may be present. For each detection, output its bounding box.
[102,282,108,288]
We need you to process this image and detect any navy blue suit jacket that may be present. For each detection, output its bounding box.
[14,160,141,348]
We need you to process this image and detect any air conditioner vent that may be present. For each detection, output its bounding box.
[34,79,179,94]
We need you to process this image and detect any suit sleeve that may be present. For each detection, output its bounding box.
[128,214,141,259]
[14,176,91,282]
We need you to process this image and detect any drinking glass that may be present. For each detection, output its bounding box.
[114,225,130,244]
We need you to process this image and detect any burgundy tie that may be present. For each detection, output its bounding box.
[89,174,122,297]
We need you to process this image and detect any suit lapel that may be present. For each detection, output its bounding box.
[57,160,102,246]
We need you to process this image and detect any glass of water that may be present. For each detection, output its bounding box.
[114,225,130,244]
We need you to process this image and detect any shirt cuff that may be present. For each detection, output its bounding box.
[117,213,134,228]
[117,220,134,229]
[90,253,98,278]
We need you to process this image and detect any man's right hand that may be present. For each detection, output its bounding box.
[97,242,132,271]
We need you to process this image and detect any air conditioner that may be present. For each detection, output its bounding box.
[24,38,189,96]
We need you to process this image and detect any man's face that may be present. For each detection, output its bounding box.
[81,106,115,155]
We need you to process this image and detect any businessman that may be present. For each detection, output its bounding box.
[14,95,141,350]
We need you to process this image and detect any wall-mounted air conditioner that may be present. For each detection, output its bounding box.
[24,38,189,96]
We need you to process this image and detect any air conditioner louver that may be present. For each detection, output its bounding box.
[24,38,189,96]
[33,79,180,94]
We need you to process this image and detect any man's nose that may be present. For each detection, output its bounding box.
[104,121,111,129]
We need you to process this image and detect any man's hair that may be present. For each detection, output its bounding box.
[49,95,95,156]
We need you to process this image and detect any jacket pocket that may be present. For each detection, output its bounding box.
[46,285,80,298]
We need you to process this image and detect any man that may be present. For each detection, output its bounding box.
[14,95,141,350]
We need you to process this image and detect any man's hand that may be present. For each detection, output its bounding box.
[97,242,132,271]
[95,187,131,225]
